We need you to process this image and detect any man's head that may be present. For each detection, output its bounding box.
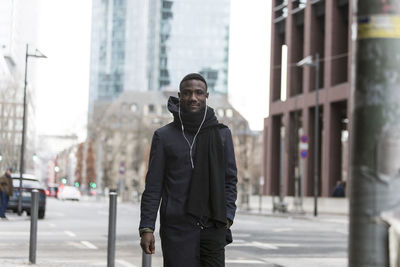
[6,168,12,176]
[178,73,209,113]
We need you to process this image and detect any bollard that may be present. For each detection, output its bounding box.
[107,192,117,267]
[29,189,39,264]
[142,250,152,267]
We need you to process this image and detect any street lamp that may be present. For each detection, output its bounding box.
[17,44,47,216]
[296,53,320,217]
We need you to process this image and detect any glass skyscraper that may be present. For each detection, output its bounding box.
[89,0,230,120]
[147,0,230,93]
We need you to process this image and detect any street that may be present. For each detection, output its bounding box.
[0,197,347,267]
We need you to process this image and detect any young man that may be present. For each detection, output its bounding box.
[139,73,237,266]
[0,168,14,220]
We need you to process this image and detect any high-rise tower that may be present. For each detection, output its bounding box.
[88,0,231,122]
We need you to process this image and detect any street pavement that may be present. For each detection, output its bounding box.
[0,196,348,267]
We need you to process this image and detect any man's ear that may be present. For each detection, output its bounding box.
[178,92,181,98]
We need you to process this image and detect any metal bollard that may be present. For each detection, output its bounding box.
[107,192,117,267]
[142,250,152,267]
[29,189,39,264]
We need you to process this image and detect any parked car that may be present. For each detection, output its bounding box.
[45,184,59,197]
[57,185,81,201]
[8,174,47,219]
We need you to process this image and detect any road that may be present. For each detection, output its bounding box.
[0,197,347,267]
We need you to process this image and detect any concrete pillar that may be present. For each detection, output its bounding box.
[266,115,281,195]
[282,112,290,196]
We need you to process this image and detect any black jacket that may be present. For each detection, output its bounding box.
[139,122,237,230]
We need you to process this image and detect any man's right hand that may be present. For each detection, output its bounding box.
[140,232,155,254]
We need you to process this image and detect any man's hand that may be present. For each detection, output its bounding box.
[140,232,155,254]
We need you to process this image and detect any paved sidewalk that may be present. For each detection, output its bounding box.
[238,195,348,217]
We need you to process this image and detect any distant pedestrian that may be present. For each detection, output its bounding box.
[332,181,345,197]
[139,73,238,267]
[0,168,14,219]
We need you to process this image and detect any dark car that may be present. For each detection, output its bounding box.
[46,184,59,198]
[8,174,47,219]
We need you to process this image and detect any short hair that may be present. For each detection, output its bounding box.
[179,73,208,91]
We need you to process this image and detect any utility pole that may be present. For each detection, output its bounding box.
[349,1,400,266]
[17,44,46,215]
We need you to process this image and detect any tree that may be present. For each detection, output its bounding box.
[85,140,96,189]
[74,143,84,186]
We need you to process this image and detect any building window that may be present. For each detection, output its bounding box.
[226,108,233,118]
[217,108,224,118]
[161,105,168,114]
[130,103,138,112]
[148,104,155,113]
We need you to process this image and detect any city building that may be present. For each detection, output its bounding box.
[88,0,231,124]
[146,0,230,93]
[0,0,39,173]
[89,90,258,203]
[263,0,352,198]
[35,134,79,183]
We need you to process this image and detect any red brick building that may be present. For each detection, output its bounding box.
[263,0,353,197]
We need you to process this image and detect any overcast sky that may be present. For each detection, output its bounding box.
[34,0,271,141]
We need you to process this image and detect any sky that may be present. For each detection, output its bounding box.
[35,0,271,141]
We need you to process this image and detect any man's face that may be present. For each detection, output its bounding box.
[178,79,209,113]
[6,169,11,176]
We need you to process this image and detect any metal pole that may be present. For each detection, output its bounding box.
[300,157,304,209]
[279,126,284,205]
[314,53,319,217]
[142,250,152,267]
[349,1,400,266]
[107,192,117,267]
[18,44,29,216]
[29,189,39,264]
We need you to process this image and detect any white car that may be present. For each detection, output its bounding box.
[57,186,81,201]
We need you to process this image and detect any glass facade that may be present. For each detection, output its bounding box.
[147,0,230,93]
[89,0,231,121]
[89,0,127,119]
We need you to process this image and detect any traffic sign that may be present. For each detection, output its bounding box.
[119,162,125,175]
[299,143,309,150]
[300,150,308,158]
[300,135,308,158]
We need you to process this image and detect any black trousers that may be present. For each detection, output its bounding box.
[160,223,226,267]
[200,226,226,267]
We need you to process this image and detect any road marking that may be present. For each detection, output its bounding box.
[230,241,279,250]
[0,231,73,236]
[273,228,293,232]
[67,241,85,249]
[81,241,98,249]
[234,233,251,238]
[116,259,137,267]
[270,243,299,247]
[226,259,265,264]
[64,230,76,237]
[230,241,300,250]
[264,257,347,266]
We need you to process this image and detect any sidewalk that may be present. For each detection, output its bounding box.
[237,195,349,219]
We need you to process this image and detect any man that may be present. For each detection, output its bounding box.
[139,73,237,267]
[0,168,14,219]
